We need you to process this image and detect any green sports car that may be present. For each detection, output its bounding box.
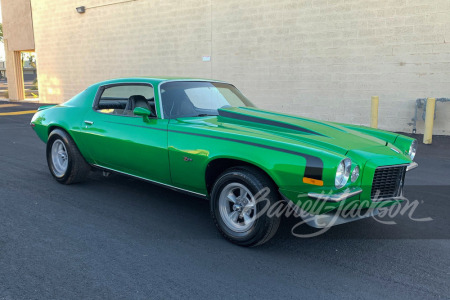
[31,77,418,246]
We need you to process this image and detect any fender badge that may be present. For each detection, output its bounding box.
[390,148,400,154]
[184,156,193,162]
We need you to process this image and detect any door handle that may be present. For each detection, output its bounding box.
[84,120,94,125]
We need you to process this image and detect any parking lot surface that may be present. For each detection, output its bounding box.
[1,101,449,299]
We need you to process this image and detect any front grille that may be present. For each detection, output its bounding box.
[371,165,406,200]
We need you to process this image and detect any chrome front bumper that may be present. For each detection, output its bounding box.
[299,207,379,228]
[406,161,418,171]
[308,187,363,203]
[283,199,380,228]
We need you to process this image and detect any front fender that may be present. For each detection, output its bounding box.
[168,124,346,197]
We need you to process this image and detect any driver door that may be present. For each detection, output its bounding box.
[80,83,171,185]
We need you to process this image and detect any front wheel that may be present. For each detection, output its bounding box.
[210,166,281,247]
[46,129,90,184]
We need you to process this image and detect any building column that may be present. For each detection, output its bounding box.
[4,39,25,101]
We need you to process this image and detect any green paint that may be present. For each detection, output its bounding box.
[31,78,416,215]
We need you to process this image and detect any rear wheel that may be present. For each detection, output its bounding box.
[210,166,281,247]
[46,129,90,184]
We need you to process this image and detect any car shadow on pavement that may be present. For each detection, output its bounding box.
[78,170,449,247]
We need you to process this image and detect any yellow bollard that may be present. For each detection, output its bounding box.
[371,96,379,128]
[423,98,436,144]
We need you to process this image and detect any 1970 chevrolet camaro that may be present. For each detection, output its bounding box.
[31,78,418,246]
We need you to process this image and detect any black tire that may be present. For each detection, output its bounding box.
[46,128,90,184]
[210,166,281,247]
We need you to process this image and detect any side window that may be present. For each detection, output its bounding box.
[96,84,155,117]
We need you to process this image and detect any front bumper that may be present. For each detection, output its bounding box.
[291,205,380,228]
[308,187,362,203]
[406,161,418,171]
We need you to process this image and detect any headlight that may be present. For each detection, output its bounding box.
[408,140,417,160]
[351,165,360,182]
[335,158,351,189]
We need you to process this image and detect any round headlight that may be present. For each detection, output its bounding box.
[409,140,417,160]
[335,158,351,189]
[351,165,360,183]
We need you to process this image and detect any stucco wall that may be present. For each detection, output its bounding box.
[1,0,35,51]
[30,0,450,134]
[1,0,35,100]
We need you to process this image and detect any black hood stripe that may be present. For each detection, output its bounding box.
[218,110,325,137]
[239,107,347,132]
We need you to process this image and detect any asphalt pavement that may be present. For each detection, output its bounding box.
[1,101,449,299]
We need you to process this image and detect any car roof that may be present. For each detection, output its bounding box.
[92,77,227,87]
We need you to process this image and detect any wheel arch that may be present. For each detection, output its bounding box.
[204,157,280,196]
[48,124,70,136]
[47,124,80,146]
[47,124,93,164]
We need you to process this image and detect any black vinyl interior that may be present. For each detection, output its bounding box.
[97,96,156,117]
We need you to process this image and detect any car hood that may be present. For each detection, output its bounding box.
[190,107,400,156]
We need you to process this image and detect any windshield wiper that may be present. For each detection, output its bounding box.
[197,114,216,117]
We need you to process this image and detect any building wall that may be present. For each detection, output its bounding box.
[1,0,35,51]
[1,0,35,100]
[30,0,450,134]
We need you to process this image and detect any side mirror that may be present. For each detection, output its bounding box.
[133,107,151,122]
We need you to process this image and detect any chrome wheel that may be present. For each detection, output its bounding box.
[51,139,68,177]
[218,182,256,233]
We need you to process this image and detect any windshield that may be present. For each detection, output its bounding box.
[160,81,255,119]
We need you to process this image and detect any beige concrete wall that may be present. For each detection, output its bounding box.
[1,0,35,51]
[4,41,25,101]
[1,0,35,100]
[30,0,450,134]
